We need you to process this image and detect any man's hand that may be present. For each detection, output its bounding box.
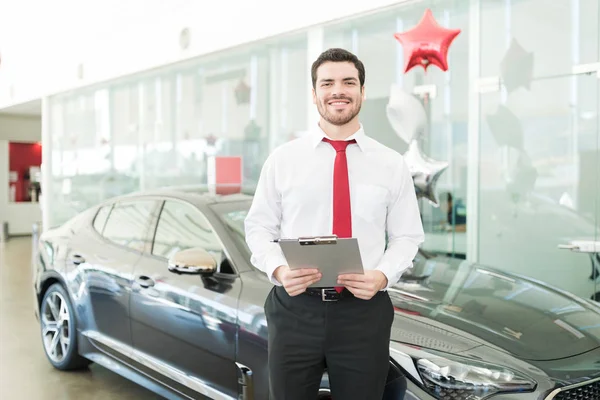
[337,270,388,300]
[273,265,322,296]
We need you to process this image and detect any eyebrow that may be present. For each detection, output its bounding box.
[319,77,359,84]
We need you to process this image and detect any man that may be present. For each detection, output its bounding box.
[244,48,424,400]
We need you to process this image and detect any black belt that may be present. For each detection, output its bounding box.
[304,287,353,301]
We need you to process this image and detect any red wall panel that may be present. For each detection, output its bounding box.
[8,142,42,202]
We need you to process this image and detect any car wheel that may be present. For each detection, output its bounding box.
[40,283,90,370]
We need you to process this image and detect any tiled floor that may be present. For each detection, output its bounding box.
[0,236,162,399]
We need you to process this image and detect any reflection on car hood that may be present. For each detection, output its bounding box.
[389,253,600,361]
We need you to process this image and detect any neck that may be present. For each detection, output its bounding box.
[319,118,361,141]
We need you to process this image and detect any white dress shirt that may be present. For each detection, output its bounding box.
[244,123,425,290]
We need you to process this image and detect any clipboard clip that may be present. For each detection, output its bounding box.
[298,235,338,246]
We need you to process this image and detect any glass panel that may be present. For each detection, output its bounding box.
[108,84,141,196]
[478,73,599,301]
[92,205,112,234]
[481,0,599,79]
[47,35,308,227]
[152,200,224,263]
[102,200,157,252]
[323,1,471,258]
[48,89,112,227]
[479,0,600,302]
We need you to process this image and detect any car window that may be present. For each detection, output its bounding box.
[93,205,112,234]
[152,201,225,265]
[102,200,157,252]
[218,209,251,260]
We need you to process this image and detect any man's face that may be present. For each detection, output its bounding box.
[312,61,365,126]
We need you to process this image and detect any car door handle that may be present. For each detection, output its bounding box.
[135,275,155,288]
[71,254,86,265]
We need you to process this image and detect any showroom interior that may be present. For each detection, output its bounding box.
[1,0,599,399]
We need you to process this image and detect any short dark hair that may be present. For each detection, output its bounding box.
[311,48,365,89]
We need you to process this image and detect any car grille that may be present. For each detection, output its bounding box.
[546,378,600,400]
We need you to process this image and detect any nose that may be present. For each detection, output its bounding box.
[331,86,346,98]
[330,82,345,96]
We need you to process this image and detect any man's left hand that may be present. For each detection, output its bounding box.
[337,270,388,300]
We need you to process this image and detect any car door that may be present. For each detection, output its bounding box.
[68,199,158,354]
[130,199,242,400]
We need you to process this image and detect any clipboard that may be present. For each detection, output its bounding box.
[276,235,364,288]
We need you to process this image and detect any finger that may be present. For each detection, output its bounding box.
[337,274,366,283]
[282,271,319,285]
[286,275,321,292]
[287,288,305,296]
[342,281,379,294]
[289,268,320,277]
[292,273,322,282]
[337,279,369,289]
[344,286,373,300]
[287,273,321,287]
[287,282,314,297]
[287,272,320,281]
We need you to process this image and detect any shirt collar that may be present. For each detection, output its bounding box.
[309,122,370,151]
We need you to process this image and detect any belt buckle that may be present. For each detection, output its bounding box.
[321,289,338,302]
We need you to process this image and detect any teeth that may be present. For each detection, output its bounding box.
[330,102,348,105]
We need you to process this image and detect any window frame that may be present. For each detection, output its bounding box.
[95,198,161,253]
[92,204,114,235]
[147,198,241,276]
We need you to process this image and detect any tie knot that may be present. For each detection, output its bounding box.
[323,138,356,153]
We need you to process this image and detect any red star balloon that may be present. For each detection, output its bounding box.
[394,8,461,73]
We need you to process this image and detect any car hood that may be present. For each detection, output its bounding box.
[389,252,600,361]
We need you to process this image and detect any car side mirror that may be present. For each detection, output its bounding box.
[168,247,217,276]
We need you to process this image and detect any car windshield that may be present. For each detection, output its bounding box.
[210,200,434,267]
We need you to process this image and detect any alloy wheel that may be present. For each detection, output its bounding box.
[41,291,72,363]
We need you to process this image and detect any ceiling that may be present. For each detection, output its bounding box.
[0,98,41,117]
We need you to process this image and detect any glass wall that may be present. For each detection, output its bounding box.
[323,0,472,258]
[44,0,599,300]
[46,35,308,227]
[477,0,599,301]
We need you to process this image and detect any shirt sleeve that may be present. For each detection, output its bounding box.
[244,153,287,286]
[375,157,425,290]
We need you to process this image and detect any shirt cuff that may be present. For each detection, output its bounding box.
[265,253,288,286]
[376,261,412,291]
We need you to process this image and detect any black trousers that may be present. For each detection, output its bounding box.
[264,286,394,400]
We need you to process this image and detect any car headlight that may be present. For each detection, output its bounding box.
[391,348,536,400]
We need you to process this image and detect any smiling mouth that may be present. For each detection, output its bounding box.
[328,101,350,106]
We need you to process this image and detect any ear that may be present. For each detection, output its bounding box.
[312,88,317,105]
[361,86,366,101]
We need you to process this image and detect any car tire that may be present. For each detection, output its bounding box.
[39,283,90,370]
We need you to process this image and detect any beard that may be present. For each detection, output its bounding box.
[316,95,362,126]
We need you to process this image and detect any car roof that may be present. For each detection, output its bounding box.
[116,185,254,206]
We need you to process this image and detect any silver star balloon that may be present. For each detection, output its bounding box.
[386,85,428,144]
[404,139,449,207]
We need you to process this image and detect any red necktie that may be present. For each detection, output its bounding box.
[323,138,356,293]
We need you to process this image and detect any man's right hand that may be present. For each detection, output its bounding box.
[273,265,322,296]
